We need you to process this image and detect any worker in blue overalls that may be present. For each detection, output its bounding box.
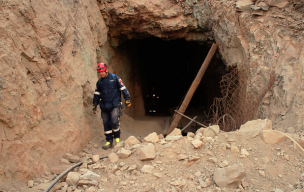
[93,63,131,149]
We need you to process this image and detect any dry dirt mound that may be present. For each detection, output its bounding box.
[2,119,304,192]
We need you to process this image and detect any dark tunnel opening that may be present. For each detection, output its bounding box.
[117,37,227,120]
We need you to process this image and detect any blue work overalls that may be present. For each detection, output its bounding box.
[93,72,130,143]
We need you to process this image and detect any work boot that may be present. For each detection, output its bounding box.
[102,141,113,150]
[115,138,120,144]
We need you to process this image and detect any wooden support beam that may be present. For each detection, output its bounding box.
[167,43,218,135]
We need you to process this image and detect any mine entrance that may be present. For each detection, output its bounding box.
[117,37,227,126]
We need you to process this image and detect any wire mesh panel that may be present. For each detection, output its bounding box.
[208,67,275,132]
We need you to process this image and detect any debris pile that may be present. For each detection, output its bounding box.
[26,119,304,192]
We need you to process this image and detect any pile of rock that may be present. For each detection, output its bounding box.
[27,119,304,192]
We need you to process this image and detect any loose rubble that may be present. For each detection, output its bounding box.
[19,119,304,192]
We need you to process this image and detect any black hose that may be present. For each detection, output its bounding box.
[43,155,108,192]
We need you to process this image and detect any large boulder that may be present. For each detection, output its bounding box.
[213,163,246,188]
[138,143,156,160]
[143,132,159,143]
[124,136,141,147]
[261,130,286,144]
[239,119,272,132]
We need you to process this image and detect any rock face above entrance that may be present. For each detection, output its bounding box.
[99,0,213,41]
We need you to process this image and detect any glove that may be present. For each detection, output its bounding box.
[125,100,131,108]
[93,105,97,114]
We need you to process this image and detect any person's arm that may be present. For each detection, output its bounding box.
[93,81,101,113]
[115,75,131,107]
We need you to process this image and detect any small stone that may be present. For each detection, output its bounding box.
[251,5,261,11]
[187,132,195,138]
[208,157,218,163]
[192,140,203,149]
[119,148,132,159]
[242,180,249,188]
[227,137,235,142]
[80,170,101,181]
[27,180,34,188]
[284,155,290,161]
[124,136,141,147]
[219,143,226,151]
[92,155,99,163]
[154,173,162,178]
[177,154,188,160]
[210,125,220,134]
[196,128,206,135]
[121,164,129,171]
[194,133,202,140]
[170,180,181,186]
[287,127,295,134]
[158,134,164,139]
[206,150,212,156]
[108,152,119,163]
[219,160,229,168]
[241,148,249,156]
[213,163,246,188]
[138,143,156,160]
[60,158,70,164]
[195,171,201,177]
[236,0,252,11]
[100,178,108,183]
[231,146,240,153]
[259,170,266,178]
[85,186,98,192]
[115,170,123,176]
[239,119,272,132]
[203,128,217,138]
[165,135,183,141]
[261,130,286,144]
[77,180,98,186]
[288,184,294,189]
[141,165,154,173]
[258,2,269,10]
[189,156,200,161]
[66,172,81,185]
[144,132,160,143]
[199,178,209,188]
[128,164,137,171]
[63,153,80,163]
[168,128,182,136]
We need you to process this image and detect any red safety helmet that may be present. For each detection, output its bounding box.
[97,63,108,72]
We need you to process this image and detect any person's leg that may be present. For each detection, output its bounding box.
[110,107,121,143]
[101,110,114,149]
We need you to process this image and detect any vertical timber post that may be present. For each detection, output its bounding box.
[166,43,218,135]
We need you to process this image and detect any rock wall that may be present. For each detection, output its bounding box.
[207,0,304,131]
[98,0,213,41]
[0,0,109,181]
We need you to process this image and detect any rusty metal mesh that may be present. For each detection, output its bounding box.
[208,67,275,132]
